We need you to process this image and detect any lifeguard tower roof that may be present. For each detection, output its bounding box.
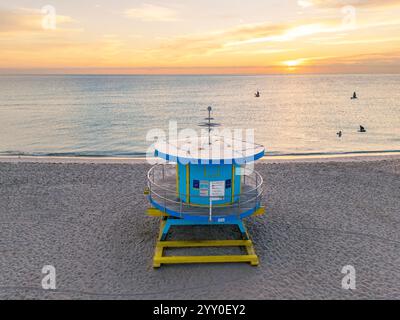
[154,135,265,165]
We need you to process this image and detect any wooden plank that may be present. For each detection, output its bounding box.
[156,240,252,248]
[147,208,169,217]
[153,245,164,268]
[244,244,259,266]
[154,255,258,265]
[157,220,166,240]
[241,222,260,266]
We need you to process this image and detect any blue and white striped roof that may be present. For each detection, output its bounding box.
[154,135,265,165]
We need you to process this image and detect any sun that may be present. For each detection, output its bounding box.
[284,59,303,67]
[282,59,306,72]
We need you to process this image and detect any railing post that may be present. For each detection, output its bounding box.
[256,173,258,189]
[209,197,213,222]
[148,168,152,195]
[164,190,167,213]
[255,188,258,208]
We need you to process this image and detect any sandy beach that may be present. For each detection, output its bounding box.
[0,156,399,299]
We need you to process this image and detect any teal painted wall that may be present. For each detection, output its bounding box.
[177,163,242,205]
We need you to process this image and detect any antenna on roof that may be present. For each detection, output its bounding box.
[198,106,221,145]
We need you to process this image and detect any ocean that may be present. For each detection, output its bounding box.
[0,74,399,157]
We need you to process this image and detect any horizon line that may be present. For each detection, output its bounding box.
[1,72,400,76]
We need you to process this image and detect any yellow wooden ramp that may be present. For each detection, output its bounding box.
[152,220,260,268]
[153,239,259,268]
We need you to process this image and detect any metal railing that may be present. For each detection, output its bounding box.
[147,164,263,218]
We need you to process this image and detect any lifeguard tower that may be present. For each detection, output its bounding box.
[145,107,265,268]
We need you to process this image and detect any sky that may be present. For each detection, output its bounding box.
[1,0,400,74]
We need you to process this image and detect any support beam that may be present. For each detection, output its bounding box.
[147,208,170,217]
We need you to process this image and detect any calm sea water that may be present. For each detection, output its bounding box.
[0,74,399,157]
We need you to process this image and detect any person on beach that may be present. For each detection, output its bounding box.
[337,131,342,138]
[359,125,366,133]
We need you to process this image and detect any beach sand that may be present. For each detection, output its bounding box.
[0,157,399,299]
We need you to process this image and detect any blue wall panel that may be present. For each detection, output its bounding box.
[177,163,242,205]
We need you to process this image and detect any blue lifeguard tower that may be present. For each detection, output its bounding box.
[146,107,265,267]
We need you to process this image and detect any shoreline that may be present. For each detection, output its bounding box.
[1,152,400,164]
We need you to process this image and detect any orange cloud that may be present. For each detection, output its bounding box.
[154,21,299,58]
[0,8,75,34]
[153,17,344,62]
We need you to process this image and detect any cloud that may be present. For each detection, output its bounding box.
[297,0,400,8]
[161,18,343,55]
[225,23,337,46]
[320,37,400,45]
[284,50,400,68]
[156,21,295,54]
[271,50,400,74]
[145,6,400,71]
[330,50,400,64]
[124,4,178,22]
[0,8,88,68]
[297,0,314,8]
[0,8,76,34]
[159,0,400,61]
[0,9,41,32]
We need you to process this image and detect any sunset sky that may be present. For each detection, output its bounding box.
[1,0,400,74]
